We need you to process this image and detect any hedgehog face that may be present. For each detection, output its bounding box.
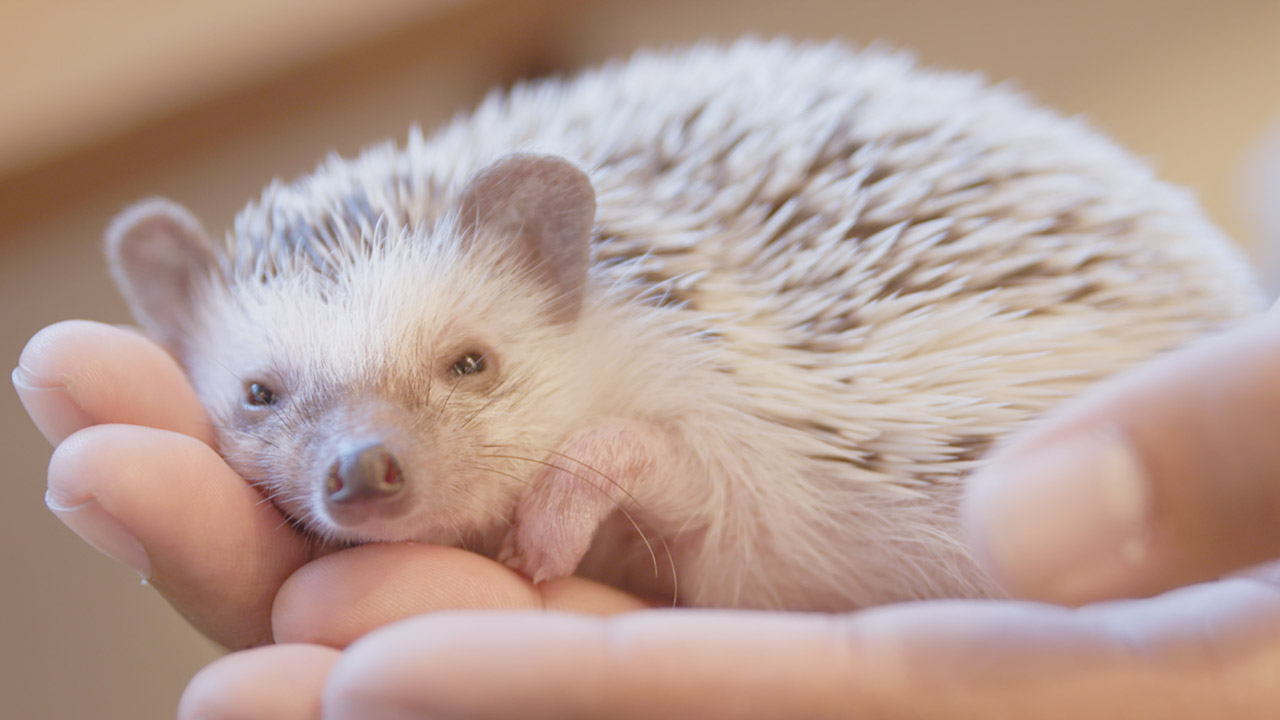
[178,247,594,546]
[106,153,600,548]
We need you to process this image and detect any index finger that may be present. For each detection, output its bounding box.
[16,320,309,648]
[965,308,1280,605]
[14,320,214,446]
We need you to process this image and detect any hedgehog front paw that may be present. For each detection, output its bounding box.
[498,418,665,585]
[497,524,583,585]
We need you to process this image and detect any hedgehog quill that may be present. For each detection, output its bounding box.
[106,39,1261,611]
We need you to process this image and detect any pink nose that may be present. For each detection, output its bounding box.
[326,443,404,504]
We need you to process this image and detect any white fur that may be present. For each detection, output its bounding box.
[168,39,1260,609]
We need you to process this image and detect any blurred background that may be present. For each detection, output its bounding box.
[3,0,1279,716]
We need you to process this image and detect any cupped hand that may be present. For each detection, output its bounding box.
[19,313,1280,719]
[14,321,645,651]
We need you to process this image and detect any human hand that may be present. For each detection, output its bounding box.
[173,307,1280,719]
[20,315,1280,718]
[14,321,647,653]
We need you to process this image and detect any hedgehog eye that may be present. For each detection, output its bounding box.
[246,382,277,407]
[450,352,487,377]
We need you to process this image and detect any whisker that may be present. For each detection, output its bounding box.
[459,393,502,429]
[541,449,651,513]
[205,355,242,385]
[445,469,525,534]
[223,427,280,449]
[436,376,465,420]
[482,451,649,516]
[463,463,536,495]
[474,453,627,550]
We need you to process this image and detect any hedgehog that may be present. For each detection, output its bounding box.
[105,39,1262,611]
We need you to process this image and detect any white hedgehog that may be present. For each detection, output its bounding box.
[106,39,1261,611]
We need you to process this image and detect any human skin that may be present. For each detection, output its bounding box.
[15,314,1280,719]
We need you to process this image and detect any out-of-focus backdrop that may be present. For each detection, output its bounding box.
[3,1,1278,716]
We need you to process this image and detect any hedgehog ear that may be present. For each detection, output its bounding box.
[105,198,222,356]
[454,153,596,323]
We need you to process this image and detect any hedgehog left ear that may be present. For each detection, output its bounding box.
[453,153,596,323]
[105,198,222,356]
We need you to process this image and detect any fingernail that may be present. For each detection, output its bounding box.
[12,364,93,446]
[46,489,151,578]
[966,426,1151,604]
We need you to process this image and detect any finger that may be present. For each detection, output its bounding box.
[179,644,339,720]
[13,320,213,446]
[325,581,1280,719]
[852,579,1280,719]
[329,610,860,720]
[965,312,1280,605]
[273,543,648,647]
[48,424,309,649]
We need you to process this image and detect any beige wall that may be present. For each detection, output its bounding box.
[3,1,1279,717]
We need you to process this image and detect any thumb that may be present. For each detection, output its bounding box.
[964,309,1280,605]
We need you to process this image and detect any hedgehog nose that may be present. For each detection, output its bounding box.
[326,443,404,505]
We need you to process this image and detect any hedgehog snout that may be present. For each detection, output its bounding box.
[323,442,410,523]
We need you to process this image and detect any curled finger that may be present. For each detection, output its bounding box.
[179,644,339,720]
[273,542,649,647]
[965,312,1280,604]
[14,320,212,445]
[49,424,309,648]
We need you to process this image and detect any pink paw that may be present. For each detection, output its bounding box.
[497,526,574,585]
[495,418,664,585]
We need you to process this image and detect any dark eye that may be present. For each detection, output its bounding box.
[450,352,487,377]
[246,382,277,407]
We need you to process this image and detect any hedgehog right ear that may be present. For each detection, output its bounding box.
[453,153,596,323]
[105,198,221,355]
